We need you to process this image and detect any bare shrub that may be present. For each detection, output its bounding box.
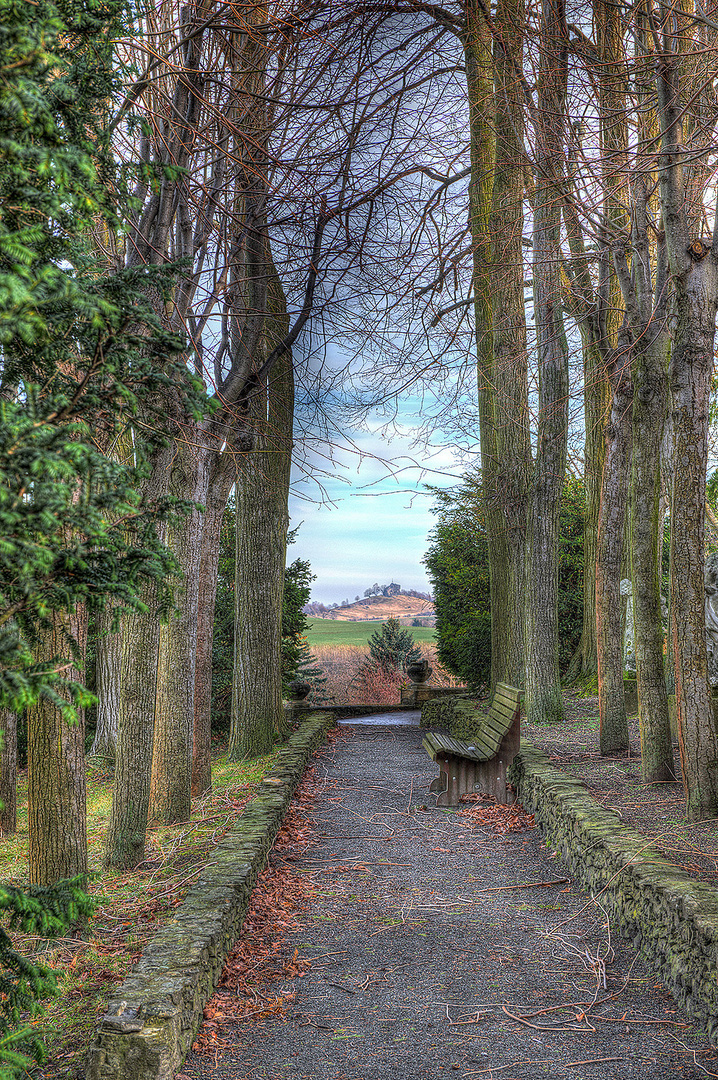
[310,643,463,705]
[310,645,365,704]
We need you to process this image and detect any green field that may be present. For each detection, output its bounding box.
[305,618,436,647]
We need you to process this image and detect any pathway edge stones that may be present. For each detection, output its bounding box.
[509,738,718,1045]
[86,712,336,1080]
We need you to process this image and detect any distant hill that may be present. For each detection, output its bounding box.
[313,594,435,623]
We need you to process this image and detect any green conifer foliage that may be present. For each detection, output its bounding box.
[0,0,197,1067]
[0,0,194,715]
[366,618,422,674]
[425,474,585,688]
[0,877,94,1078]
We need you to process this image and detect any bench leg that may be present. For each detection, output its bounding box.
[430,755,450,802]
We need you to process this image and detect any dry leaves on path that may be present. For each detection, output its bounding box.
[192,759,333,1053]
[458,800,535,833]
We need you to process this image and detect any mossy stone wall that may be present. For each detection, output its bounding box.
[509,740,718,1045]
[420,695,482,741]
[86,713,335,1080]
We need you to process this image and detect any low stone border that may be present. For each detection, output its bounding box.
[86,712,336,1080]
[509,740,718,1045]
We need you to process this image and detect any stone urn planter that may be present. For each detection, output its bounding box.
[406,659,432,686]
[286,679,311,702]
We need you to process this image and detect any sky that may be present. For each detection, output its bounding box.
[287,420,471,606]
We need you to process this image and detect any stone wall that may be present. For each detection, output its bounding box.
[509,741,718,1045]
[420,695,481,740]
[86,712,336,1080]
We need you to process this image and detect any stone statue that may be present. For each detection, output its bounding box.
[705,552,718,687]
[620,579,636,674]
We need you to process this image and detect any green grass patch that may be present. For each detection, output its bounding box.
[1,746,280,1078]
[306,619,435,648]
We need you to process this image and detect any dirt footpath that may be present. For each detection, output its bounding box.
[180,723,718,1080]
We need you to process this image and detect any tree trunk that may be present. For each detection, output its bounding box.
[229,281,293,760]
[149,443,206,824]
[669,262,718,818]
[596,347,632,753]
[569,342,608,683]
[463,0,503,688]
[525,0,569,723]
[488,0,530,688]
[192,452,236,796]
[631,330,674,781]
[104,446,170,869]
[28,611,87,885]
[657,41,718,820]
[0,708,17,836]
[88,601,121,763]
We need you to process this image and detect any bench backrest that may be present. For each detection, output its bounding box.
[473,682,522,758]
[489,683,523,725]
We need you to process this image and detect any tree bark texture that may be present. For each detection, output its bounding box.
[575,339,608,681]
[104,446,171,869]
[669,262,718,818]
[463,0,506,690]
[149,444,206,825]
[630,319,674,781]
[27,611,87,886]
[487,0,531,689]
[0,708,17,836]
[192,452,236,796]
[229,281,293,760]
[658,40,718,819]
[596,349,632,753]
[525,0,569,723]
[88,601,121,762]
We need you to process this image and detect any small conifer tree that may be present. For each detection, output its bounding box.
[366,619,422,674]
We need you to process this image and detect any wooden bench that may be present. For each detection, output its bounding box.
[422,683,523,807]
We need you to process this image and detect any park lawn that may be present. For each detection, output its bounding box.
[306,618,436,648]
[1,747,279,1079]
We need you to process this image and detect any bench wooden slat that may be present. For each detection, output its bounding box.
[489,698,519,721]
[493,687,522,707]
[423,682,522,807]
[486,717,513,737]
[492,691,522,714]
[495,682,523,702]
[444,735,485,760]
[482,714,513,738]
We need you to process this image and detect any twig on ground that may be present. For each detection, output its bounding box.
[501,1005,593,1032]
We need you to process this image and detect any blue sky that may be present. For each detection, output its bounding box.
[288,423,469,605]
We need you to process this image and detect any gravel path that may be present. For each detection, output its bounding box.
[180,723,718,1080]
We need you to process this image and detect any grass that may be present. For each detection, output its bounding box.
[0,745,280,1078]
[306,619,436,648]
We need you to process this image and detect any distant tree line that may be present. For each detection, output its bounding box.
[303,585,433,615]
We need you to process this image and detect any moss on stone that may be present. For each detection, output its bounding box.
[509,738,718,1048]
[87,711,336,1080]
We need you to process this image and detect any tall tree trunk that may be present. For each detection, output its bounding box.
[149,444,206,824]
[630,289,674,779]
[88,601,120,763]
[463,0,508,689]
[565,336,608,682]
[28,611,87,885]
[669,265,718,817]
[489,0,530,688]
[657,36,718,819]
[0,708,17,836]
[596,346,632,753]
[192,452,236,796]
[229,280,292,760]
[525,0,569,722]
[104,447,170,869]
